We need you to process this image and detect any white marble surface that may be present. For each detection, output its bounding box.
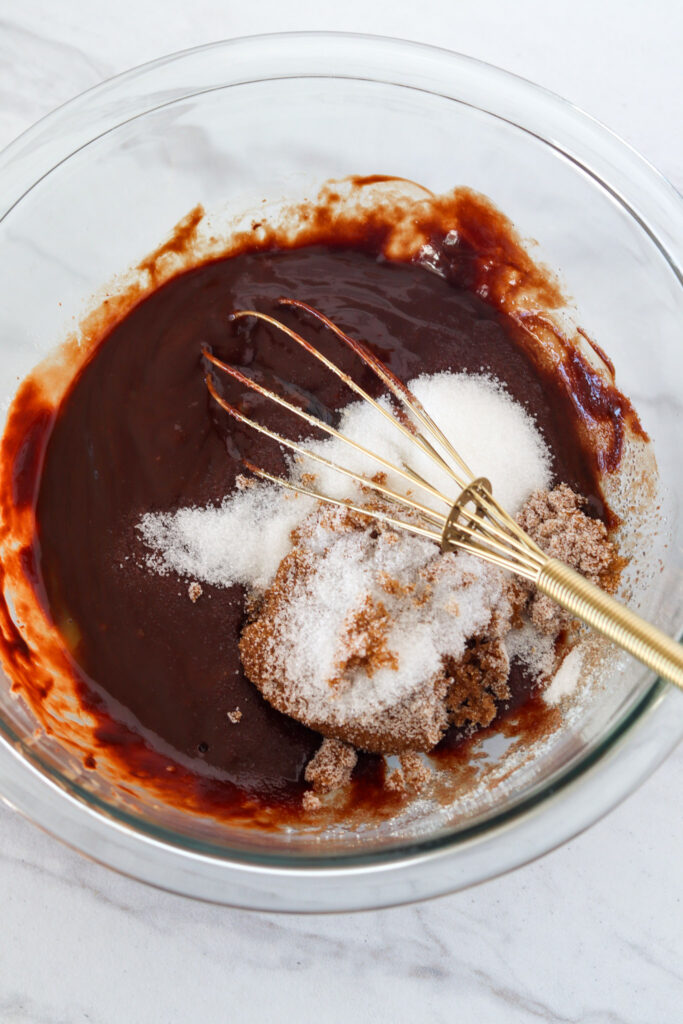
[1,2,682,1021]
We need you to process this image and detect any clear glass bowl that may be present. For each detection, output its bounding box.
[0,32,681,912]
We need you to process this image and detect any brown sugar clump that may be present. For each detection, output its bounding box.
[343,676,450,753]
[239,502,511,754]
[227,707,242,724]
[240,486,620,781]
[447,631,511,730]
[302,790,322,812]
[304,738,357,794]
[514,484,619,634]
[241,572,454,754]
[399,752,432,793]
[188,581,203,603]
[331,595,398,685]
[378,572,415,598]
[385,768,407,794]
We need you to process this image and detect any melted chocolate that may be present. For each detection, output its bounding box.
[0,180,645,825]
[30,243,605,815]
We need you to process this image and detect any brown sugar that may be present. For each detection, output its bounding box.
[331,595,398,685]
[514,484,619,634]
[304,738,357,794]
[399,752,432,792]
[239,501,512,754]
[446,630,511,730]
[188,581,203,603]
[385,767,407,794]
[302,791,322,812]
[238,485,619,795]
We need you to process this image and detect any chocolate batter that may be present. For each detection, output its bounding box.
[0,183,644,824]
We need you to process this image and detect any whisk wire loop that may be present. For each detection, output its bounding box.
[279,298,476,482]
[205,374,447,529]
[203,347,451,509]
[204,301,551,576]
[205,298,683,690]
[246,462,447,545]
[230,307,470,491]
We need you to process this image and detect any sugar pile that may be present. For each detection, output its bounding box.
[139,482,312,592]
[543,646,584,705]
[135,371,620,760]
[239,503,513,752]
[137,372,552,591]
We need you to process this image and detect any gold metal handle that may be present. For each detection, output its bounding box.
[537,559,683,691]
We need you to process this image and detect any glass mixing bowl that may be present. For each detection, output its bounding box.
[0,32,681,912]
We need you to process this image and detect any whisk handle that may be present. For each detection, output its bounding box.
[537,558,683,691]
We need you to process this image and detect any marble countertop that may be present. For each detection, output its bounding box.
[1,2,682,1021]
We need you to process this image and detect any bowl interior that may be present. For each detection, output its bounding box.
[0,38,682,889]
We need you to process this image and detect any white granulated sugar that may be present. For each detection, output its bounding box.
[138,371,551,591]
[138,484,314,591]
[252,509,510,722]
[316,373,551,517]
[543,646,584,705]
[505,623,556,681]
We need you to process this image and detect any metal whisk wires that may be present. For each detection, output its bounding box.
[203,298,683,691]
[202,297,546,580]
[201,299,544,581]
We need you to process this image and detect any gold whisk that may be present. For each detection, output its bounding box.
[203,297,683,691]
